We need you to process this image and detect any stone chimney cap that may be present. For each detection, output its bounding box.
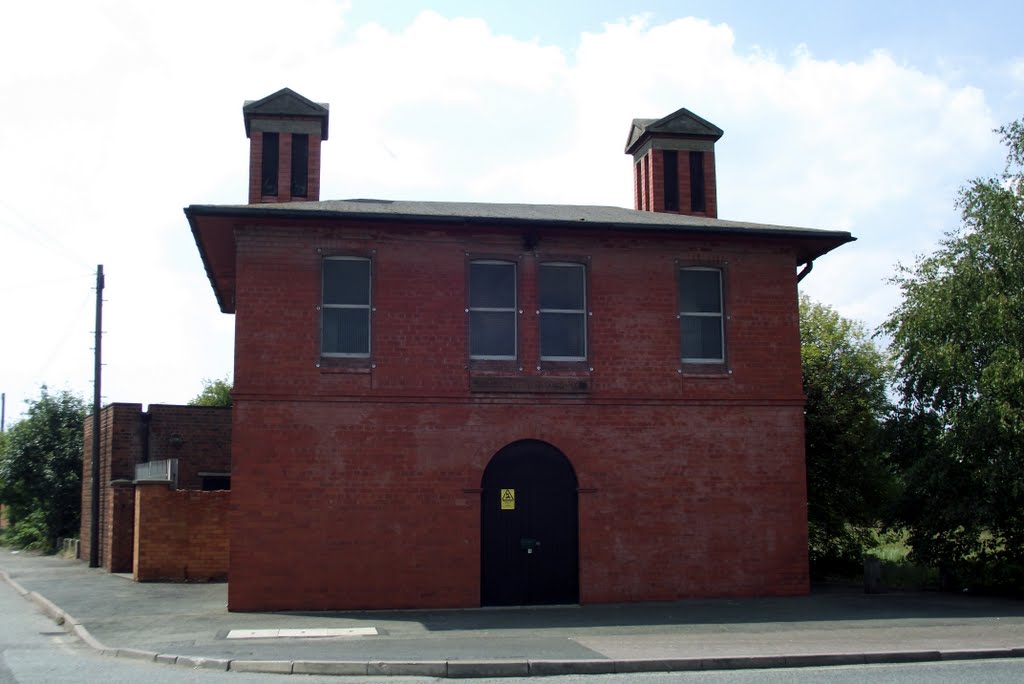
[243,87,330,140]
[625,107,723,155]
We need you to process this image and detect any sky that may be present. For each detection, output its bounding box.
[1,0,1022,425]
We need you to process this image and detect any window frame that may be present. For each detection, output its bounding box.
[320,254,373,359]
[467,258,519,361]
[677,265,726,365]
[538,261,588,362]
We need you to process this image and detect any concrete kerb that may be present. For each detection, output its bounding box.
[6,570,1024,678]
[230,660,294,674]
[0,570,29,597]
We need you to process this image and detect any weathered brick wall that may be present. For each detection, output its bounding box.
[134,483,229,582]
[81,403,143,568]
[108,481,136,572]
[634,148,718,218]
[81,403,231,569]
[225,221,808,611]
[146,405,231,489]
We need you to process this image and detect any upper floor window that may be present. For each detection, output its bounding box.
[322,256,371,357]
[678,267,724,363]
[469,260,516,360]
[539,262,586,361]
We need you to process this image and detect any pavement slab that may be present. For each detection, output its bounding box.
[3,547,1024,677]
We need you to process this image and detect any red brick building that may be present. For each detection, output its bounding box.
[186,88,852,611]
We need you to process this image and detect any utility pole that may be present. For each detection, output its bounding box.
[89,265,104,568]
[1,392,5,432]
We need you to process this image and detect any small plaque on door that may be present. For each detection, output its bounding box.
[500,488,515,510]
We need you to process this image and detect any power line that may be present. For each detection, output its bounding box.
[31,285,94,381]
[0,199,93,269]
[0,271,95,294]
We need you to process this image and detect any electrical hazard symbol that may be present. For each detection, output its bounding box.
[500,488,515,510]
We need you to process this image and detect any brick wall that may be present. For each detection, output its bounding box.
[146,405,230,489]
[81,403,143,569]
[248,127,323,203]
[634,148,718,218]
[80,403,230,571]
[134,482,229,582]
[224,219,809,611]
[108,481,136,572]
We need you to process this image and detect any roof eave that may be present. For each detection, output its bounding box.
[185,203,854,265]
[185,207,236,314]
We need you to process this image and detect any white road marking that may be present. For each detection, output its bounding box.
[225,627,379,639]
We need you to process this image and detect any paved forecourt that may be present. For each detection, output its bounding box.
[2,549,1024,677]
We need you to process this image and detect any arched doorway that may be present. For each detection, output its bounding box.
[480,440,579,606]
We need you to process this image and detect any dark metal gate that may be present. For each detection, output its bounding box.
[480,440,579,606]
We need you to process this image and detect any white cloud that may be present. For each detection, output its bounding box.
[0,3,1006,422]
[1011,59,1024,81]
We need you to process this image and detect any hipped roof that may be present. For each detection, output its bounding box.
[186,198,854,313]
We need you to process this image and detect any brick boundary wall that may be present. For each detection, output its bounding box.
[108,481,136,572]
[80,403,231,569]
[134,482,229,582]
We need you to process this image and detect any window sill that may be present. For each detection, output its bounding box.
[469,372,591,394]
[536,359,591,373]
[318,357,373,374]
[678,363,731,378]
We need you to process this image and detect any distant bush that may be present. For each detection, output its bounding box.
[1,510,51,552]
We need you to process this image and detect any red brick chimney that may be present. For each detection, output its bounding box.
[625,108,723,217]
[243,88,329,204]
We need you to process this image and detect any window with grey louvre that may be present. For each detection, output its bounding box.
[291,133,309,198]
[469,261,516,359]
[539,262,586,360]
[322,257,371,357]
[678,267,724,362]
[261,132,279,196]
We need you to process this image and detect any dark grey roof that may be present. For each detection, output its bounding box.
[186,198,854,313]
[187,197,850,242]
[243,88,330,139]
[625,108,724,154]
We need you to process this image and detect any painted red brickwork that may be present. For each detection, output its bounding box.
[226,220,809,610]
[134,482,229,582]
[80,403,230,573]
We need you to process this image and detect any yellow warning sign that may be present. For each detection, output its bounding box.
[500,488,515,510]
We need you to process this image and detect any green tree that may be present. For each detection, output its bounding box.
[188,377,233,408]
[0,386,87,549]
[882,120,1024,578]
[800,295,894,574]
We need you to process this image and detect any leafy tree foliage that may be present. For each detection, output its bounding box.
[800,295,894,574]
[883,120,1024,576]
[188,377,233,408]
[0,386,87,549]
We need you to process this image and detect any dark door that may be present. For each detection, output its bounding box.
[481,440,579,606]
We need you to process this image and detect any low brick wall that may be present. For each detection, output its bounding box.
[133,482,229,582]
